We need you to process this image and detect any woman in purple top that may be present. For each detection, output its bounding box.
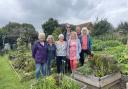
[32,32,48,79]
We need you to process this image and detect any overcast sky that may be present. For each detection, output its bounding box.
[0,0,128,32]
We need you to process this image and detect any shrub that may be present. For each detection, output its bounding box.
[77,54,120,77]
[32,75,81,89]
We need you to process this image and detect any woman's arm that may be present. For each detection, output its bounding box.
[32,42,37,59]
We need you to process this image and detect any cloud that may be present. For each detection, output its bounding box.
[0,0,128,31]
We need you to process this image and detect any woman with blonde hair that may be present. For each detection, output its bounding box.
[80,27,92,66]
[46,35,56,75]
[67,31,81,72]
[32,32,48,79]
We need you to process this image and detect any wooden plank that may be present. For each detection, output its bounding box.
[74,73,100,87]
[126,82,128,89]
[8,60,21,80]
[100,73,121,87]
[73,72,121,88]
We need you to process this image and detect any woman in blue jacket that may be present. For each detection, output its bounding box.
[46,35,56,75]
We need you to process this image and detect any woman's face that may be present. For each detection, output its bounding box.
[59,36,64,42]
[48,38,53,43]
[71,34,76,39]
[76,27,81,34]
[39,36,45,42]
[83,30,87,35]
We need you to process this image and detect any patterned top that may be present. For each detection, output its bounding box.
[70,40,77,60]
[82,35,88,50]
[56,41,67,56]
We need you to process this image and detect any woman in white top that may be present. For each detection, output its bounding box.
[55,34,67,74]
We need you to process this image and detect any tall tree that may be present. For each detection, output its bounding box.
[42,18,59,36]
[118,22,128,33]
[92,19,113,36]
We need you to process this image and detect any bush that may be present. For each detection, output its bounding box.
[92,40,122,51]
[92,19,113,36]
[77,54,120,77]
[32,75,81,89]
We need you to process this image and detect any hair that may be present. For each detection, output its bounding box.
[46,35,55,43]
[38,32,45,40]
[81,27,89,36]
[76,26,81,30]
[58,34,64,39]
[70,31,78,40]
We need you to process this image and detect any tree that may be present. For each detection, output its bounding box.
[52,27,62,41]
[92,19,113,36]
[21,23,38,44]
[1,22,38,49]
[42,18,59,36]
[117,22,128,33]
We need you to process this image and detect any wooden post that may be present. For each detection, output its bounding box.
[126,82,128,89]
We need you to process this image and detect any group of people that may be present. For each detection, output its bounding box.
[32,24,92,79]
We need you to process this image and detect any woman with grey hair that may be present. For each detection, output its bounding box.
[55,34,67,74]
[46,35,56,75]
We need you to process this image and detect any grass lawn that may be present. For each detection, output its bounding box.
[0,55,31,89]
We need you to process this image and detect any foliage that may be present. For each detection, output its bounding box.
[94,33,128,44]
[92,19,113,36]
[92,40,122,51]
[118,21,128,33]
[42,18,59,36]
[105,45,128,74]
[77,54,120,77]
[77,60,94,76]
[0,22,37,49]
[32,75,81,89]
[10,35,35,81]
[52,27,62,41]
[120,64,128,75]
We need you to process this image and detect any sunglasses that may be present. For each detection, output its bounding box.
[67,27,71,28]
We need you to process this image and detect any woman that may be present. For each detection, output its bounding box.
[80,27,92,65]
[32,32,47,79]
[46,35,56,75]
[56,34,67,74]
[67,31,81,72]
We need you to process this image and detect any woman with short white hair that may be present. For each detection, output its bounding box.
[32,32,48,79]
[46,35,56,75]
[55,34,67,74]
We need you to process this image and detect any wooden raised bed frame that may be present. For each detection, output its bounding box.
[73,71,121,88]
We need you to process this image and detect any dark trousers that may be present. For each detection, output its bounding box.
[56,56,66,73]
[79,49,91,66]
[66,58,72,73]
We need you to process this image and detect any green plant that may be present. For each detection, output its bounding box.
[92,40,122,51]
[77,54,120,77]
[77,60,94,76]
[94,54,119,77]
[60,75,80,89]
[32,75,81,89]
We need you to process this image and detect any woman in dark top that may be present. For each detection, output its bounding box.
[46,35,56,75]
[32,32,48,79]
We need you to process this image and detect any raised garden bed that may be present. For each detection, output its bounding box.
[73,71,121,88]
[73,54,122,89]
